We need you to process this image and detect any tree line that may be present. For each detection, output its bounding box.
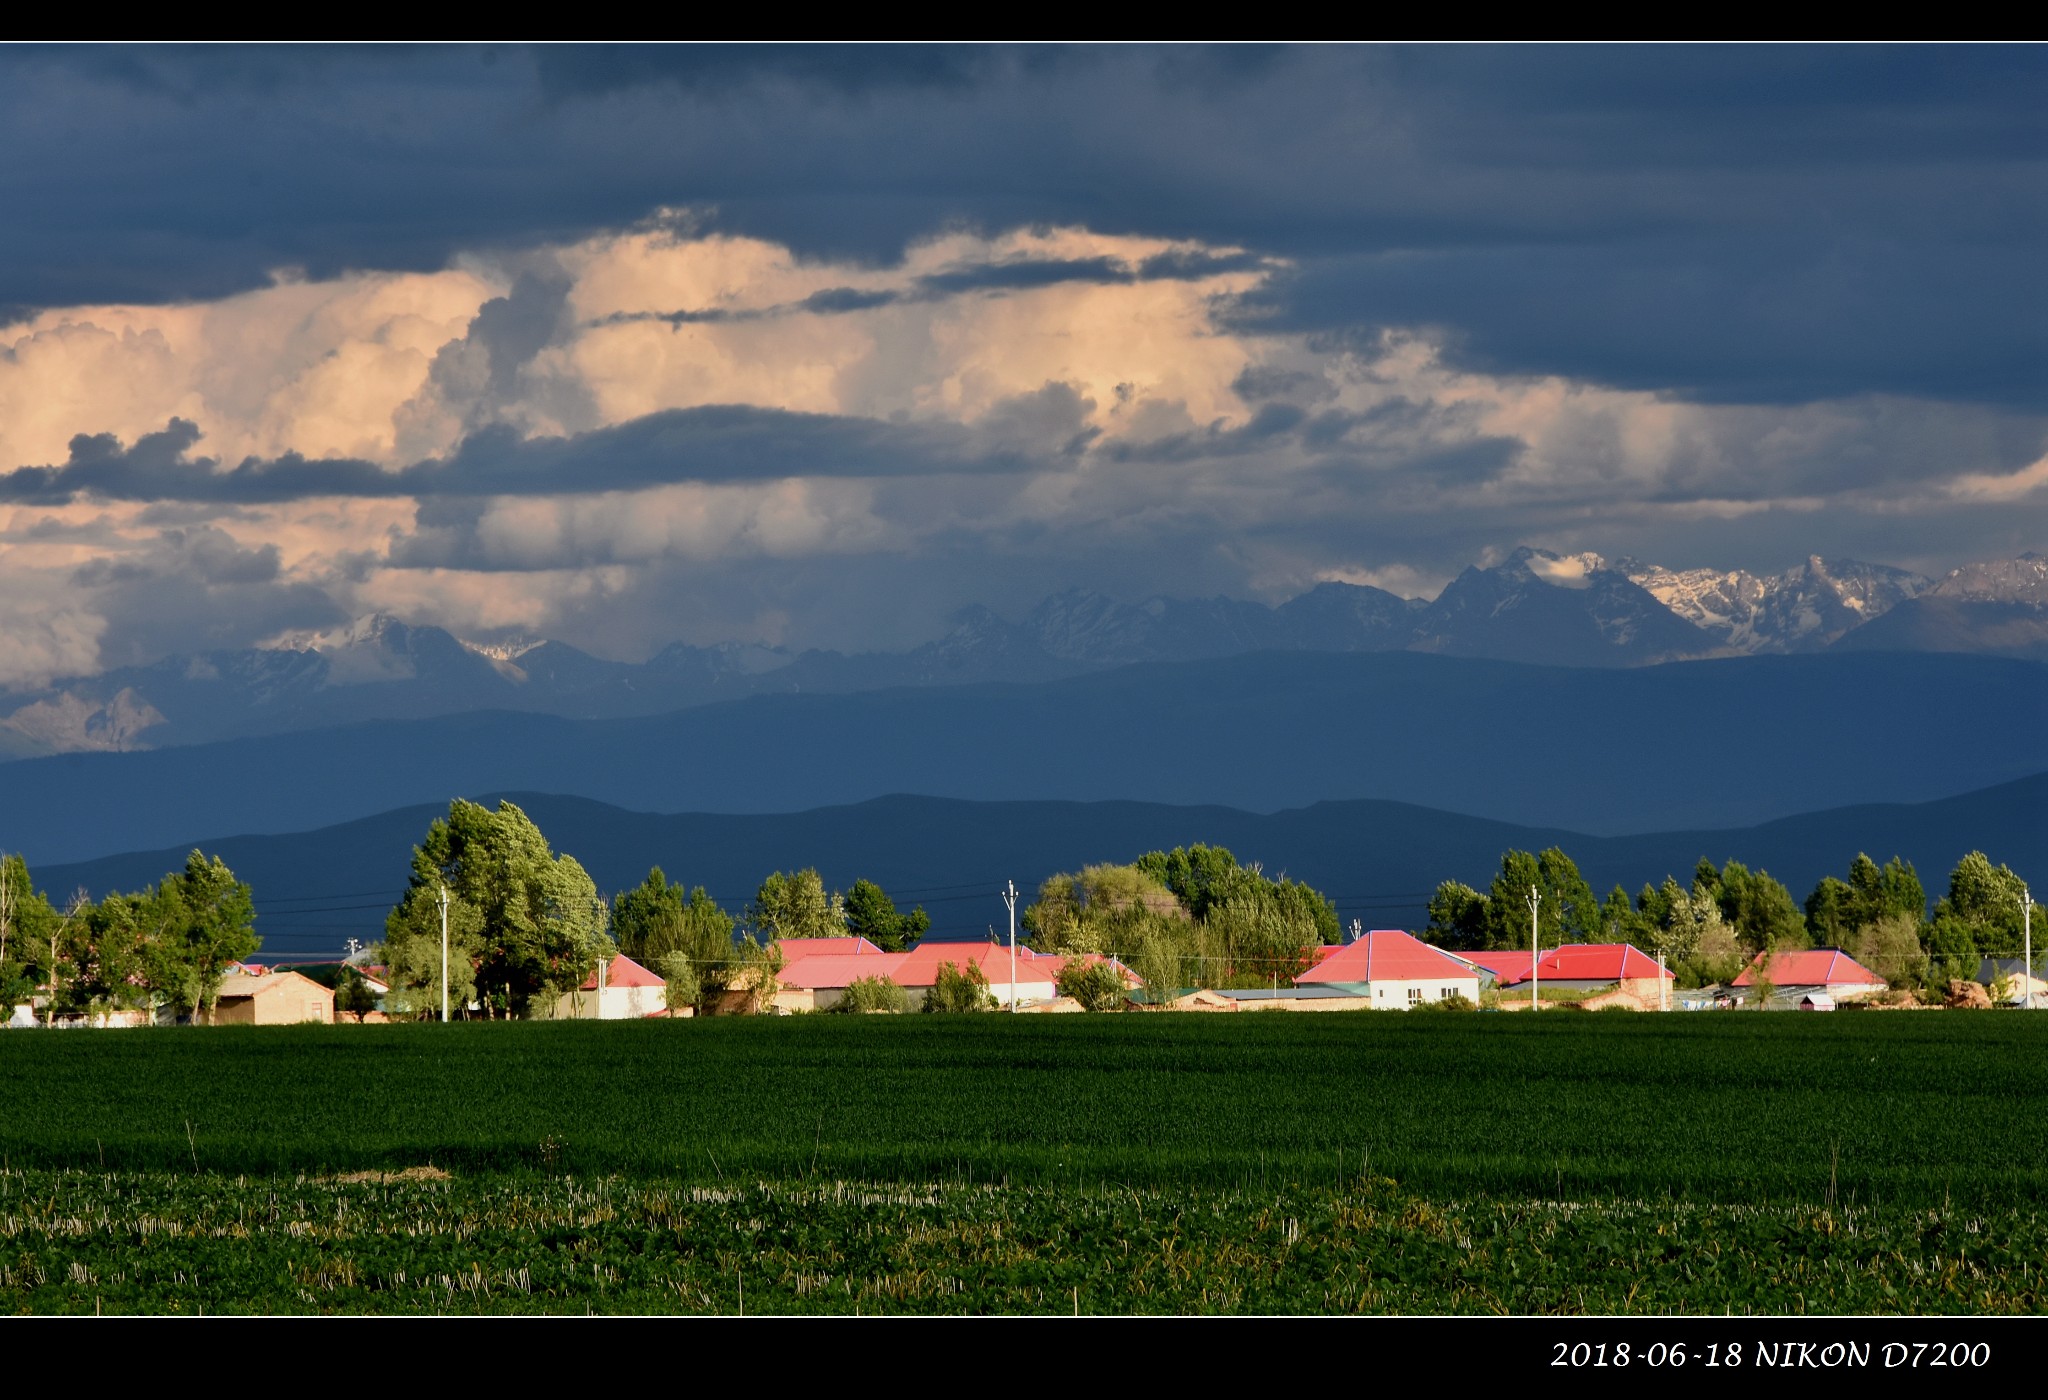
[4,794,2029,1024]
[0,851,258,1024]
[377,799,939,1018]
[1424,847,2030,990]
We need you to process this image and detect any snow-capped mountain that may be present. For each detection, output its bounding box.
[1414,549,1722,667]
[5,548,2041,758]
[1621,556,1929,653]
[1833,552,2048,660]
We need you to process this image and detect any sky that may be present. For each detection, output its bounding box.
[0,43,2043,685]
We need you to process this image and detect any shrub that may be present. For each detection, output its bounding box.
[1410,993,1476,1013]
[835,974,908,1015]
[922,961,995,1014]
[1056,960,1130,1012]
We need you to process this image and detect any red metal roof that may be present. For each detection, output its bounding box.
[1535,943,1672,982]
[1465,950,1536,984]
[577,953,665,991]
[1733,948,1886,988]
[1295,929,1476,985]
[889,941,1062,987]
[777,953,910,989]
[773,936,885,961]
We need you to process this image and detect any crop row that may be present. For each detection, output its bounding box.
[0,1168,2040,1316]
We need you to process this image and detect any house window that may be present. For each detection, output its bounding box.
[1407,987,1423,1005]
[1440,987,1455,1000]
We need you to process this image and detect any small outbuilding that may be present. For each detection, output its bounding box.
[553,953,669,1021]
[1975,957,2048,1006]
[212,969,335,1025]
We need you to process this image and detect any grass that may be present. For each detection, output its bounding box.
[5,1014,2045,1314]
[2,1013,2043,1206]
[4,1170,2044,1315]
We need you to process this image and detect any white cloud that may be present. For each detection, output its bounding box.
[0,218,2042,676]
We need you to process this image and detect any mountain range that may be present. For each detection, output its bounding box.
[33,773,2046,958]
[4,648,2044,868]
[8,547,2044,759]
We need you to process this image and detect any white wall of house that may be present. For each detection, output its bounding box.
[1347,976,1482,1009]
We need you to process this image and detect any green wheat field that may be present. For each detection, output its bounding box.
[2,1014,2044,1314]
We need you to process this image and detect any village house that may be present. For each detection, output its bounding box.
[1292,928,1480,1008]
[1732,948,1887,1005]
[212,969,335,1025]
[774,940,1136,1011]
[553,953,670,1020]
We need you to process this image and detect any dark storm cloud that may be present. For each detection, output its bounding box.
[0,407,1050,506]
[69,524,347,669]
[595,249,1269,329]
[1,45,2039,407]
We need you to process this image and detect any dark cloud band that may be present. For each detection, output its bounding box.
[0,409,1047,507]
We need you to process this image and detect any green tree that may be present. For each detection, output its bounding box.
[835,974,909,1014]
[615,873,750,1014]
[842,879,930,953]
[1424,881,1490,950]
[1923,915,1980,986]
[748,869,845,943]
[167,851,261,1022]
[1447,849,1601,952]
[1056,958,1131,1012]
[380,800,609,1020]
[1204,894,1320,987]
[0,855,62,1011]
[1707,859,1808,956]
[1803,876,1856,946]
[1135,845,1340,943]
[1854,913,1929,991]
[652,950,702,1013]
[1025,864,1185,960]
[612,867,686,961]
[1932,852,2028,959]
[336,965,380,1021]
[1130,932,1186,1006]
[922,959,994,1013]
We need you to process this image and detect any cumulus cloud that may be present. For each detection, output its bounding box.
[0,189,2044,678]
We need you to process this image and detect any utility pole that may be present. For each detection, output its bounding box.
[1528,885,1541,1013]
[2023,886,2035,1012]
[439,883,450,1024]
[1002,880,1019,1013]
[0,860,11,997]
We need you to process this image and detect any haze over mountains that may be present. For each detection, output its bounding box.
[37,774,2048,958]
[4,648,2044,868]
[6,546,2045,759]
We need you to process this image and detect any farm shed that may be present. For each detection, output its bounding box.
[1293,929,1480,1008]
[1732,949,1886,1003]
[1212,985,1375,1012]
[213,970,334,1025]
[1799,993,1835,1011]
[1975,958,2048,1005]
[553,954,669,1021]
